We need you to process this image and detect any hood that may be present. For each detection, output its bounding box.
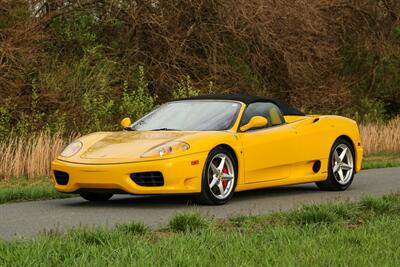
[59,131,196,164]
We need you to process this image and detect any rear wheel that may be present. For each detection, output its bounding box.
[316,138,355,191]
[196,147,237,205]
[80,193,113,202]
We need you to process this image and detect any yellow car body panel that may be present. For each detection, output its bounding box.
[51,100,363,195]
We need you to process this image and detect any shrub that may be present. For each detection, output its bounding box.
[347,97,387,123]
[56,46,117,132]
[172,76,200,99]
[49,14,100,54]
[118,65,155,121]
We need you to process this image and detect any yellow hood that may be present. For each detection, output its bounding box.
[59,131,197,164]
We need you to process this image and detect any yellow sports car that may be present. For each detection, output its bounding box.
[51,94,363,205]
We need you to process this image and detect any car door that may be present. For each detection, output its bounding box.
[237,102,300,183]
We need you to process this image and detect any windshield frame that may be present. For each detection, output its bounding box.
[130,100,243,132]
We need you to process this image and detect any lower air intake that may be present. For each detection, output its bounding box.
[54,170,69,185]
[130,172,164,187]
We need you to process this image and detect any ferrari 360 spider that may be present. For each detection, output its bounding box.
[51,94,363,205]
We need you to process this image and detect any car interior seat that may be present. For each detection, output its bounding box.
[269,107,283,126]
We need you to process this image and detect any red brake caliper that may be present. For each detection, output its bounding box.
[222,167,229,188]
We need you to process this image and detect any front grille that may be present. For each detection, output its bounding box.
[130,171,164,187]
[54,170,69,185]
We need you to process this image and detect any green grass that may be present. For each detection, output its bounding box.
[168,211,210,233]
[1,194,400,266]
[0,176,74,204]
[363,151,400,170]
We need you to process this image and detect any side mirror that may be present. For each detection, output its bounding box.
[240,116,268,132]
[120,117,132,129]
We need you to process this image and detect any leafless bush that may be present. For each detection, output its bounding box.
[0,0,399,131]
[0,1,46,105]
[105,0,347,110]
[94,0,398,112]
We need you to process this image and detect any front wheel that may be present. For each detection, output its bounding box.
[316,138,355,191]
[80,193,114,202]
[195,147,237,205]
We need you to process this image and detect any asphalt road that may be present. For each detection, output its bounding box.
[1,167,399,240]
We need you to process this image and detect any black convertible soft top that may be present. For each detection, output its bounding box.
[178,94,305,116]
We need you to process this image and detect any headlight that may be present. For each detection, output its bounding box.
[60,141,83,157]
[141,141,190,158]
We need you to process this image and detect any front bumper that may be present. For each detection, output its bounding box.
[51,152,208,195]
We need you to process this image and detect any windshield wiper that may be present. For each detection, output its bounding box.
[149,128,181,131]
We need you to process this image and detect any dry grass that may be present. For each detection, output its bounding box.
[0,116,399,180]
[360,116,400,156]
[0,131,76,180]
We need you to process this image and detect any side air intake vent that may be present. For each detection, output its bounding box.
[313,160,321,173]
[54,171,69,185]
[130,172,164,187]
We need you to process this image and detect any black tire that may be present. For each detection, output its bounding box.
[316,138,355,191]
[195,147,238,205]
[80,193,113,202]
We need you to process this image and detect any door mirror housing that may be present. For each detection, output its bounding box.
[240,116,268,132]
[120,117,132,129]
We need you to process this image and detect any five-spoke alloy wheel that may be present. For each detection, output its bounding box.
[316,138,355,191]
[196,147,237,205]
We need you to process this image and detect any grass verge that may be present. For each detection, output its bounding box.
[1,194,400,266]
[0,176,74,204]
[363,151,400,170]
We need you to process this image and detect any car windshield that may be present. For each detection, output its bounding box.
[131,100,241,131]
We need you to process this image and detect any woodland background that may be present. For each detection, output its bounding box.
[1,0,400,138]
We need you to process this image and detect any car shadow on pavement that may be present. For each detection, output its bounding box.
[60,183,322,209]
